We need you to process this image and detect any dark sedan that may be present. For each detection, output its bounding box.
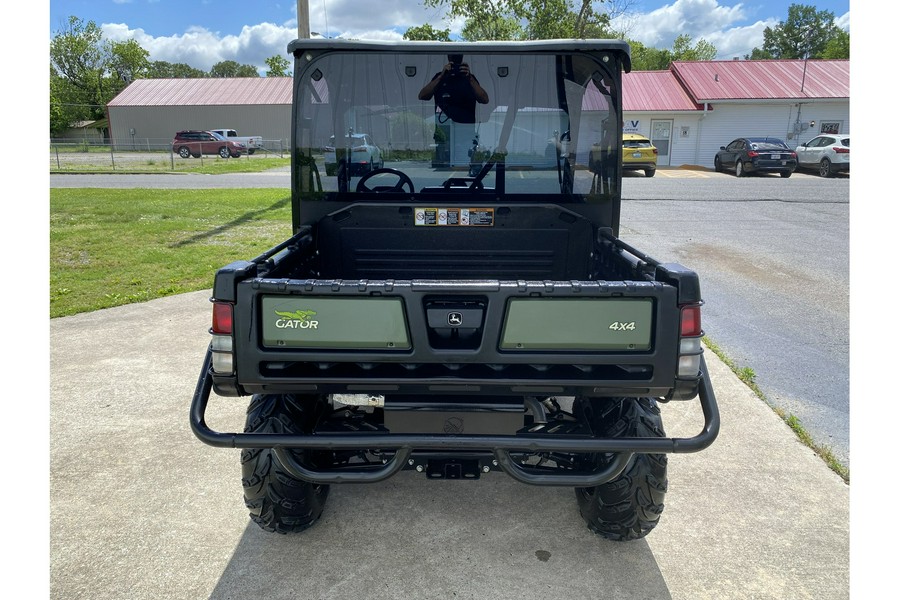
[714,137,797,178]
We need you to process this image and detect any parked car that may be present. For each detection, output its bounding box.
[714,137,796,178]
[209,128,264,155]
[324,133,383,176]
[621,133,657,177]
[588,133,657,177]
[172,130,245,159]
[795,134,849,178]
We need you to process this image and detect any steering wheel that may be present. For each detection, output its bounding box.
[355,168,415,194]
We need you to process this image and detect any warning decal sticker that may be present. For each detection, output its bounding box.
[414,208,495,227]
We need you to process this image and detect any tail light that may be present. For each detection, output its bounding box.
[677,303,703,378]
[210,302,234,375]
[834,147,849,154]
[746,151,759,158]
[652,148,658,155]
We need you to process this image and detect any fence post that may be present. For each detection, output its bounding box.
[110,143,116,170]
[55,145,61,169]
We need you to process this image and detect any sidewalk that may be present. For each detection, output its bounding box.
[49,290,849,600]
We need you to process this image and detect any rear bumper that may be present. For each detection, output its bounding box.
[623,162,656,171]
[749,160,796,172]
[189,347,720,486]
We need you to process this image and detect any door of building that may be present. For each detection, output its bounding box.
[650,119,673,167]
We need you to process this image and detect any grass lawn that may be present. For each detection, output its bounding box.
[50,188,293,317]
[49,155,292,174]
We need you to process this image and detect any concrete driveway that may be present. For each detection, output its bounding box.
[50,290,848,600]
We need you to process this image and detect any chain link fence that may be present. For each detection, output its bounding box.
[50,138,288,172]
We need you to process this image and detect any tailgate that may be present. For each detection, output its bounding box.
[219,278,686,399]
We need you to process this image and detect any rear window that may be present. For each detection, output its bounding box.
[839,137,850,147]
[293,48,624,204]
[750,141,788,151]
[624,139,651,148]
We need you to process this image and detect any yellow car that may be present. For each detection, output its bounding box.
[622,133,657,177]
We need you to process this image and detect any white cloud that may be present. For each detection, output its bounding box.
[306,0,451,38]
[99,1,850,74]
[835,12,849,31]
[102,21,297,73]
[100,0,449,74]
[611,0,772,59]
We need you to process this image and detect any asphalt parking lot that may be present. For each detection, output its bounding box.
[49,290,849,600]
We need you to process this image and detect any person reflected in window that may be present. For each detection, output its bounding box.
[419,54,489,168]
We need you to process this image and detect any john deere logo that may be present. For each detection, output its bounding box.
[448,312,463,326]
[443,417,464,433]
[274,309,319,329]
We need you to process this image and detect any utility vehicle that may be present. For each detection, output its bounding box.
[190,39,719,541]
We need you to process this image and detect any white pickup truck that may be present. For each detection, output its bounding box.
[209,128,263,155]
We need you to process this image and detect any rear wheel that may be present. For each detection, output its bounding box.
[218,146,230,159]
[735,160,746,177]
[241,394,330,534]
[645,168,655,177]
[573,397,668,541]
[780,170,792,178]
[819,158,834,178]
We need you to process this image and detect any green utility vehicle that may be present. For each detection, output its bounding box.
[190,39,719,541]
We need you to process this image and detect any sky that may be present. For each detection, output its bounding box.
[48,0,851,74]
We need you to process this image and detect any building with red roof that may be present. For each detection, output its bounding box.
[622,59,848,168]
[104,58,848,169]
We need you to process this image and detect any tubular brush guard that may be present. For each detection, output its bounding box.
[190,348,720,486]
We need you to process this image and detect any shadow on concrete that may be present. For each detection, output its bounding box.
[208,474,672,600]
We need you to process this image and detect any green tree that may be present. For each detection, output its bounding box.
[107,38,150,83]
[423,0,522,40]
[210,60,260,77]
[49,16,150,133]
[423,0,613,40]
[671,34,717,62]
[403,23,452,41]
[746,48,773,60]
[518,0,611,39]
[752,3,847,59]
[460,14,523,41]
[49,16,108,125]
[146,61,208,78]
[822,29,850,59]
[264,55,291,77]
[627,40,672,71]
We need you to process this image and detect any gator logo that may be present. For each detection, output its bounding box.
[274,309,319,329]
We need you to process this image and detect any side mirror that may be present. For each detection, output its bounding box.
[719,146,726,150]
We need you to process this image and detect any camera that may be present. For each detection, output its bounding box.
[447,54,464,76]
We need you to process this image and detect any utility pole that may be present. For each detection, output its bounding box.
[297,0,310,39]
[800,26,812,95]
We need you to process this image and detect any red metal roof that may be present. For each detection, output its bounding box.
[622,70,704,112]
[107,59,848,111]
[670,59,849,102]
[107,77,293,107]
